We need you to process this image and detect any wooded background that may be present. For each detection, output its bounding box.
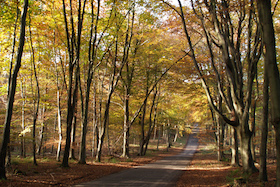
[0,0,279,184]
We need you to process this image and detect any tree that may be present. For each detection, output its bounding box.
[257,0,280,185]
[28,15,40,165]
[0,0,29,179]
[95,1,135,161]
[78,0,102,164]
[259,55,269,182]
[61,0,87,167]
[164,0,262,173]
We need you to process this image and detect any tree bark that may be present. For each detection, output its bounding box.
[0,0,28,179]
[171,0,261,174]
[231,127,239,166]
[61,0,86,167]
[70,112,77,160]
[259,57,269,182]
[20,79,26,158]
[37,105,45,155]
[29,16,40,166]
[217,95,225,161]
[257,0,280,185]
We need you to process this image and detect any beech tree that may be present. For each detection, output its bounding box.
[165,0,262,173]
[78,0,102,164]
[257,0,280,185]
[0,0,29,179]
[61,0,87,167]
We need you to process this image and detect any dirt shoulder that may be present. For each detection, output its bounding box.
[177,144,276,187]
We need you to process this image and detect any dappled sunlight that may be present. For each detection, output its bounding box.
[186,166,233,170]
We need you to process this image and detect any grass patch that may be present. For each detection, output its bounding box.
[226,168,251,186]
[104,157,120,163]
[12,157,33,165]
[199,143,216,154]
[125,158,134,162]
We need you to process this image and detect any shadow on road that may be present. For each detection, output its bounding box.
[75,132,199,187]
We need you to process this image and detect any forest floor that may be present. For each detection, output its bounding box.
[0,139,277,187]
[177,143,276,186]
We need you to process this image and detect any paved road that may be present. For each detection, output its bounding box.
[75,130,198,187]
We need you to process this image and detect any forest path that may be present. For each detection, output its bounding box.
[75,129,199,187]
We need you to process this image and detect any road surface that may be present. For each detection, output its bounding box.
[75,129,199,187]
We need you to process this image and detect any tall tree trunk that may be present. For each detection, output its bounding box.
[92,84,98,157]
[56,103,63,161]
[61,0,86,167]
[96,95,111,162]
[217,95,225,161]
[138,98,147,156]
[96,62,123,161]
[257,1,280,184]
[37,105,45,155]
[166,123,171,151]
[20,79,26,158]
[259,58,269,182]
[62,68,78,167]
[53,31,63,162]
[106,112,111,155]
[157,125,161,150]
[56,89,63,161]
[29,17,40,166]
[122,93,130,158]
[143,89,158,155]
[95,45,126,161]
[0,0,28,178]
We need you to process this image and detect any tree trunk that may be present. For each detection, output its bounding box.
[70,113,77,160]
[217,121,225,161]
[259,58,269,182]
[20,80,26,158]
[62,66,78,167]
[143,88,158,155]
[106,108,111,155]
[37,105,45,155]
[29,14,40,166]
[138,100,147,156]
[231,127,239,166]
[173,125,179,143]
[216,94,225,161]
[237,124,257,173]
[166,123,171,151]
[96,86,115,162]
[56,104,63,161]
[61,0,86,167]
[157,126,161,150]
[121,88,130,158]
[92,85,98,157]
[257,1,280,185]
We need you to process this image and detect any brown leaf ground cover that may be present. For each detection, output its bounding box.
[177,144,277,187]
[0,139,277,187]
[0,147,184,187]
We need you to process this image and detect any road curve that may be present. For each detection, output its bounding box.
[75,129,198,187]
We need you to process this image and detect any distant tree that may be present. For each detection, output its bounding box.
[28,15,40,166]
